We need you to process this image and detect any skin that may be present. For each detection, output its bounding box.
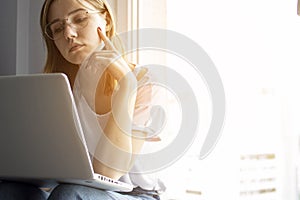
[48,0,142,180]
[48,0,107,65]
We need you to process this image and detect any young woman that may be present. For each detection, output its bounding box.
[0,0,165,199]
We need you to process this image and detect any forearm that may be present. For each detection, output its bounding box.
[92,117,133,179]
[93,75,138,179]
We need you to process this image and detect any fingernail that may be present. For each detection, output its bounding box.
[97,27,102,31]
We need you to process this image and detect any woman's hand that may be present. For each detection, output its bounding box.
[93,27,134,83]
[75,27,137,112]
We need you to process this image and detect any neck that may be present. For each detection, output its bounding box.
[57,63,79,89]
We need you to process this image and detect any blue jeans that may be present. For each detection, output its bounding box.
[0,182,160,200]
[0,182,49,200]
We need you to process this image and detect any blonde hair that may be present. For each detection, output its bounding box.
[40,0,133,95]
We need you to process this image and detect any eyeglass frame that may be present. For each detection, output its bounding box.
[44,8,100,40]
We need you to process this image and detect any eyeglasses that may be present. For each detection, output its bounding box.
[45,9,100,40]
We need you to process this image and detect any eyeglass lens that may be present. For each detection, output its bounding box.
[46,10,89,40]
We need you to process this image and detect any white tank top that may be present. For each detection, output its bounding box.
[73,66,166,192]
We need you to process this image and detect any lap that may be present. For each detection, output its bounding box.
[48,184,159,200]
[0,182,159,200]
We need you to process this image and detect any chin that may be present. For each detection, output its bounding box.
[67,54,87,65]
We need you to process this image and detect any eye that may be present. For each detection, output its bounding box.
[72,14,89,25]
[51,22,64,34]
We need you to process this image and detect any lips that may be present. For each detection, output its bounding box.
[69,44,84,53]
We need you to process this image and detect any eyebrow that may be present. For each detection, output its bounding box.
[48,8,86,25]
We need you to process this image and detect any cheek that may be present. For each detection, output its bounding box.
[54,41,67,57]
[83,27,102,53]
[85,21,106,47]
[91,16,107,36]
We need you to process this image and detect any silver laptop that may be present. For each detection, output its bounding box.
[0,73,133,192]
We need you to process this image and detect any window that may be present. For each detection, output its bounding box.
[116,0,300,199]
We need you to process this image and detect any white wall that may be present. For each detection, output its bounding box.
[17,0,46,74]
[28,0,45,74]
[0,0,46,75]
[0,0,17,75]
[0,0,45,75]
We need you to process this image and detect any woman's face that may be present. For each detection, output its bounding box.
[48,0,107,65]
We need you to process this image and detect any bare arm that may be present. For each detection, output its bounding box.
[93,76,137,179]
[91,28,140,180]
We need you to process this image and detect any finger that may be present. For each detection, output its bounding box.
[146,136,161,142]
[90,50,118,59]
[87,51,121,68]
[136,68,148,81]
[97,27,116,51]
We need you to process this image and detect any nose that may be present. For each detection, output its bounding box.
[63,24,78,41]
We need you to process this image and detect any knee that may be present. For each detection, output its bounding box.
[48,184,80,200]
